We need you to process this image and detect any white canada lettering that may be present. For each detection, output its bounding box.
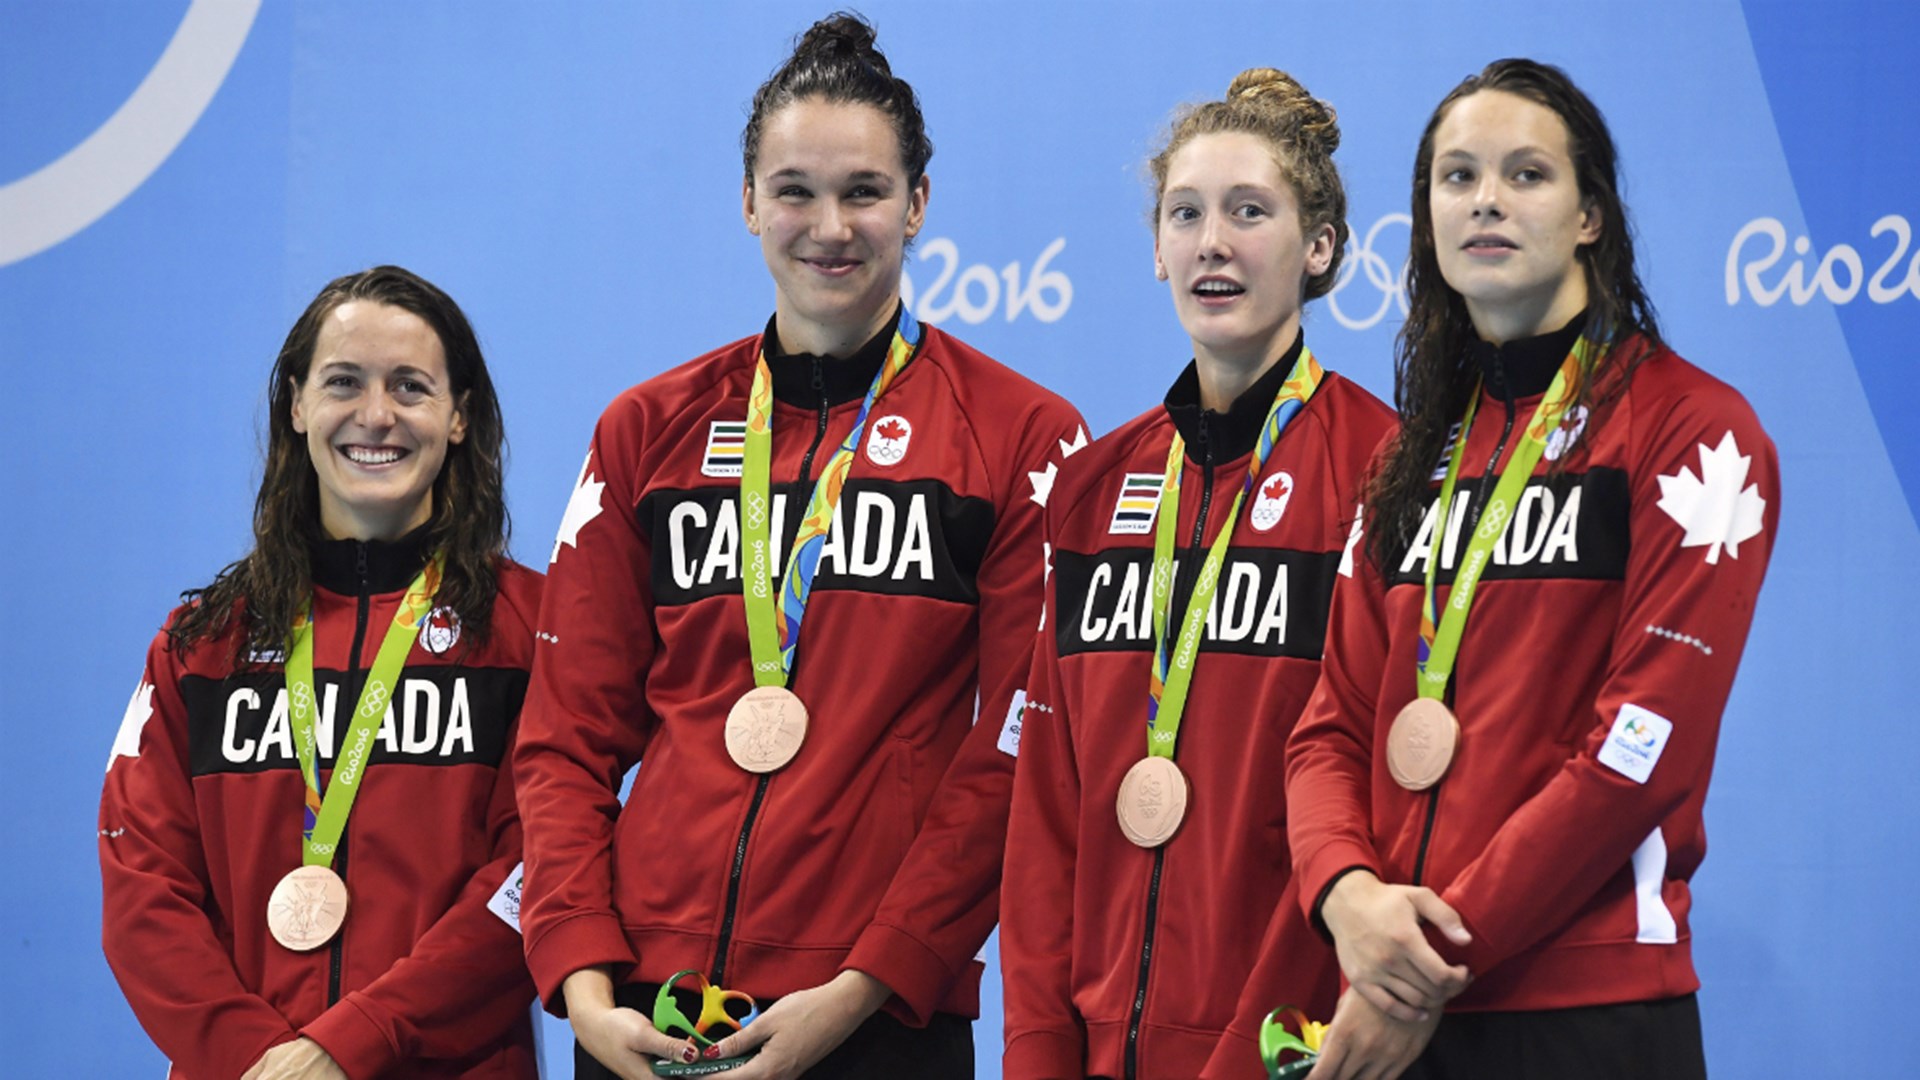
[665,491,940,589]
[220,678,479,766]
[1077,559,1291,647]
[441,679,475,755]
[402,680,439,754]
[1401,485,1584,575]
[224,688,259,761]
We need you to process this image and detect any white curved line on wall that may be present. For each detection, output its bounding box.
[0,0,261,267]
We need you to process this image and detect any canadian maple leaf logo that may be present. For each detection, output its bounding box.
[1655,431,1766,564]
[1262,473,1291,500]
[876,418,908,441]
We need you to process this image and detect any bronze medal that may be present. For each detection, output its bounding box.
[267,865,350,951]
[725,686,809,773]
[1116,756,1189,848]
[1387,698,1460,791]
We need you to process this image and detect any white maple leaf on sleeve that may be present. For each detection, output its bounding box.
[1027,424,1090,509]
[107,680,155,771]
[552,449,607,564]
[1655,430,1766,564]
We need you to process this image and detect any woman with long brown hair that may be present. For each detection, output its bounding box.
[100,266,543,1079]
[1287,60,1779,1079]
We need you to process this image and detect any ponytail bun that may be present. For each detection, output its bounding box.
[1149,66,1350,300]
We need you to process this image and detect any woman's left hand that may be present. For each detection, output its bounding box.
[242,1037,349,1080]
[1305,988,1441,1080]
[702,970,891,1080]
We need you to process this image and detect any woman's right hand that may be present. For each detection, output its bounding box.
[1320,871,1473,1020]
[564,967,699,1080]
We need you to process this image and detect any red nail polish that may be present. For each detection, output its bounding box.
[681,1045,697,1063]
[703,1045,723,1060]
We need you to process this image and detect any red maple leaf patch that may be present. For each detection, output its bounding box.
[876,418,908,440]
[1262,473,1291,499]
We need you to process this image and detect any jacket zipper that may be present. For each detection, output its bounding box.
[328,542,373,1005]
[711,359,833,985]
[1125,417,1216,1080]
[1413,359,1517,886]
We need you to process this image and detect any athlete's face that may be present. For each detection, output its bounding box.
[291,301,466,541]
[1428,90,1601,342]
[1154,132,1334,373]
[744,98,927,355]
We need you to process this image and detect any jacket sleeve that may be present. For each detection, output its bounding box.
[1436,388,1780,975]
[100,629,300,1080]
[846,398,1087,1024]
[303,584,541,1077]
[1202,872,1343,1080]
[999,495,1090,1080]
[1286,506,1393,929]
[514,410,662,1013]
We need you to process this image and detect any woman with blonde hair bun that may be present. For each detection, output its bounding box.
[1000,68,1394,1080]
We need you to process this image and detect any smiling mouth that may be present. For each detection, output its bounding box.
[1192,279,1246,298]
[341,445,407,466]
[804,257,862,274]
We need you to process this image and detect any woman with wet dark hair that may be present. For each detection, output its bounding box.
[1285,60,1779,1079]
[514,13,1081,1080]
[100,266,543,1079]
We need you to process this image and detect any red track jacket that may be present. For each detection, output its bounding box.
[1003,342,1393,1080]
[1286,335,1779,1014]
[515,314,1084,1024]
[100,536,543,1079]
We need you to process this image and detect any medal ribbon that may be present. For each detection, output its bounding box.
[1416,336,1600,700]
[740,309,924,686]
[1146,348,1323,758]
[286,552,443,867]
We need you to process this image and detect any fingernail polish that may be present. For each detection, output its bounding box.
[703,1045,723,1060]
[681,1045,697,1063]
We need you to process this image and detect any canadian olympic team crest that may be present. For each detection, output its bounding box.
[1250,472,1295,532]
[865,414,912,466]
[419,605,462,655]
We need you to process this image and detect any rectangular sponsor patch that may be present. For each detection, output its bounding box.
[997,690,1028,757]
[1108,472,1166,535]
[701,420,747,478]
[1598,703,1673,785]
[487,861,525,933]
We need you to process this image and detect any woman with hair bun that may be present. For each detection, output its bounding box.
[514,11,1082,1080]
[1287,60,1778,1079]
[99,265,543,1079]
[1000,68,1393,1080]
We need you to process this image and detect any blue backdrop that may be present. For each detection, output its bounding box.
[4,1,1916,1075]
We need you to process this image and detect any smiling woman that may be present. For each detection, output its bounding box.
[98,266,545,1079]
[512,12,1084,1080]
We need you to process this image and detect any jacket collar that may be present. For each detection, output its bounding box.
[311,525,433,595]
[1472,308,1588,402]
[762,305,903,409]
[1162,330,1307,465]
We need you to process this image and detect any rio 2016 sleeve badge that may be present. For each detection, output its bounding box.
[649,969,760,1077]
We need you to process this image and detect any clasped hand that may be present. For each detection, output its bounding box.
[1321,871,1472,1021]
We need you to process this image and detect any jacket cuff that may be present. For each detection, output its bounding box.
[1003,1028,1086,1080]
[1430,894,1498,973]
[1296,843,1381,927]
[302,995,400,1080]
[843,921,953,1027]
[524,911,638,1016]
[1199,1024,1268,1080]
